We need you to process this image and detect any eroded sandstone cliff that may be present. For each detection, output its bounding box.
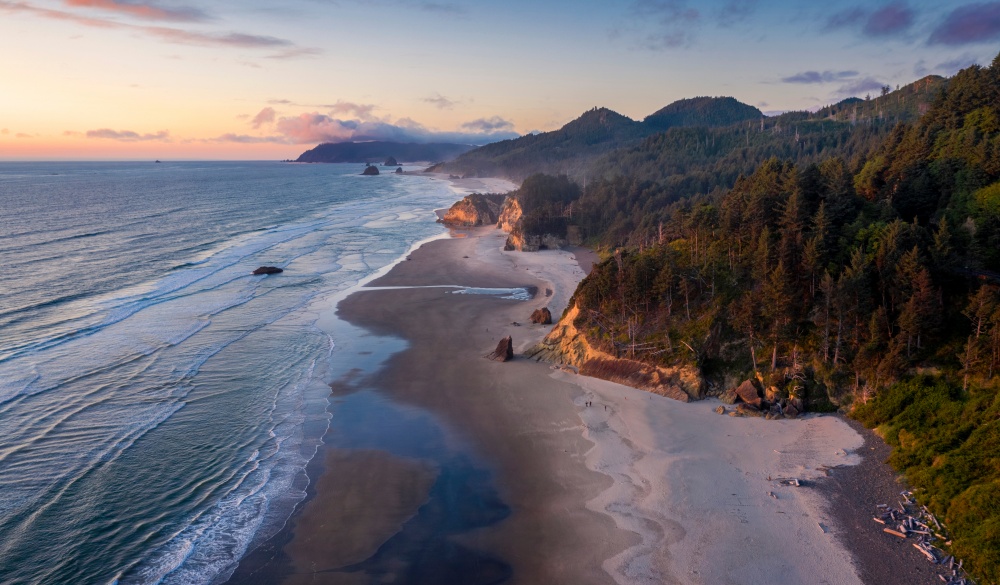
[524,304,704,402]
[440,193,506,227]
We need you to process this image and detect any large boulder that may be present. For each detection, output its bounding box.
[252,266,283,275]
[718,386,739,404]
[529,307,553,324]
[441,193,507,227]
[361,165,379,175]
[488,336,514,362]
[734,379,762,408]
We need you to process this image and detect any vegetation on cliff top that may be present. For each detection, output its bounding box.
[527,54,1000,582]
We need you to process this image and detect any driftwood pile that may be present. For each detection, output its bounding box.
[874,491,973,585]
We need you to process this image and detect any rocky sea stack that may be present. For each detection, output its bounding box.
[361,164,379,176]
[440,193,507,227]
[252,266,283,275]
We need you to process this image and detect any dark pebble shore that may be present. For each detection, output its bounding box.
[818,416,960,585]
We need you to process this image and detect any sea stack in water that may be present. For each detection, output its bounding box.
[384,156,398,166]
[362,164,379,176]
[530,307,553,324]
[252,266,283,275]
[488,336,514,362]
[395,166,403,174]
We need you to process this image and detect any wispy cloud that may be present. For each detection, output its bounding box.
[0,1,318,56]
[837,76,887,97]
[86,128,171,141]
[824,2,915,37]
[63,0,209,22]
[251,107,276,129]
[272,111,517,145]
[929,2,1000,45]
[630,0,701,49]
[782,70,859,84]
[864,3,914,36]
[211,133,286,144]
[422,93,456,109]
[329,101,377,119]
[460,116,513,132]
[717,0,756,27]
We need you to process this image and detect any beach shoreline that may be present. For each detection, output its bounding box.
[225,175,940,585]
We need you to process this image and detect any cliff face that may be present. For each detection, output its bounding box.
[525,304,704,402]
[440,193,506,227]
[497,196,521,232]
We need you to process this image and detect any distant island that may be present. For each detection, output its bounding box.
[294,141,475,164]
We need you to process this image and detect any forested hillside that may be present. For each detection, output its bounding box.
[526,55,1000,583]
[439,97,764,181]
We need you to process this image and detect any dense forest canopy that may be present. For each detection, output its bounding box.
[504,55,1000,583]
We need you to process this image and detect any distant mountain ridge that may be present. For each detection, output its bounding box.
[295,141,474,164]
[440,97,764,181]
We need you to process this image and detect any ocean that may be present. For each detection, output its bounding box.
[0,161,463,584]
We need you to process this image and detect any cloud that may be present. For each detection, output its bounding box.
[837,76,887,96]
[825,7,866,30]
[423,93,456,109]
[1,128,7,134]
[211,133,287,144]
[929,2,1000,45]
[864,3,914,35]
[0,1,317,56]
[329,101,377,119]
[144,27,292,49]
[630,0,701,49]
[460,116,514,132]
[15,133,32,138]
[63,0,209,22]
[824,3,915,37]
[251,107,276,129]
[782,70,859,84]
[273,112,518,145]
[717,0,756,27]
[86,128,170,141]
[936,54,982,74]
[419,2,463,14]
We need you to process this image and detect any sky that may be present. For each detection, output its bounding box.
[0,0,997,160]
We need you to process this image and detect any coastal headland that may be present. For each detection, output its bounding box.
[227,183,943,585]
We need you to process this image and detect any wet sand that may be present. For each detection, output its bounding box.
[227,223,936,585]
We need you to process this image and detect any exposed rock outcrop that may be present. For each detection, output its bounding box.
[252,266,283,275]
[488,336,514,362]
[440,193,506,227]
[529,307,552,324]
[525,304,703,401]
[361,164,379,176]
[384,156,398,166]
[395,166,403,174]
[734,379,762,408]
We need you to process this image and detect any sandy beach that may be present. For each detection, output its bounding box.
[227,218,942,585]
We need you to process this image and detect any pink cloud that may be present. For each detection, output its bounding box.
[63,0,208,22]
[251,107,276,129]
[0,1,316,54]
[86,128,170,141]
